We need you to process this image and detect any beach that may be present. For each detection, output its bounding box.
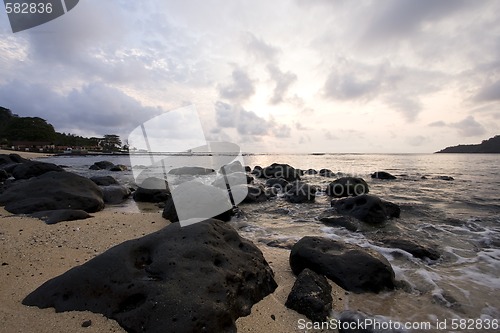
[0,206,344,333]
[1,150,499,332]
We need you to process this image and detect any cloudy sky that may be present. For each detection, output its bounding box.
[1,0,499,153]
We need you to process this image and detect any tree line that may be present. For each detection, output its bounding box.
[0,106,125,152]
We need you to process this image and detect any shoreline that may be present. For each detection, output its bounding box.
[0,207,335,333]
[0,149,53,159]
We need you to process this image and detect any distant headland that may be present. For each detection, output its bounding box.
[436,135,500,153]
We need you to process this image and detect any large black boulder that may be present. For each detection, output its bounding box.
[285,268,332,322]
[90,175,119,186]
[0,171,104,214]
[89,160,115,170]
[133,177,170,203]
[331,194,400,225]
[162,182,234,222]
[284,181,317,203]
[11,160,63,180]
[0,169,8,182]
[326,177,369,198]
[101,185,131,204]
[265,177,289,190]
[290,236,395,293]
[22,219,277,333]
[261,163,301,181]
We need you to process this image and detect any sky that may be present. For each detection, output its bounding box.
[0,0,499,153]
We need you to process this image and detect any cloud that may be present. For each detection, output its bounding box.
[323,67,381,101]
[362,0,470,43]
[385,95,423,122]
[428,120,447,127]
[214,101,291,138]
[0,80,162,138]
[474,80,500,102]
[218,68,255,102]
[325,131,339,140]
[452,115,486,137]
[406,135,428,146]
[242,32,280,61]
[267,64,297,104]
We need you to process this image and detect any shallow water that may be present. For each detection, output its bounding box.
[42,153,500,329]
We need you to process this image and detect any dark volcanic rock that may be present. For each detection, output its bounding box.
[318,214,361,232]
[251,166,263,178]
[261,163,300,181]
[236,184,269,203]
[326,177,369,198]
[378,238,440,261]
[305,169,318,175]
[0,171,104,214]
[12,161,64,180]
[371,171,397,180]
[29,209,92,225]
[331,194,400,225]
[133,177,170,203]
[0,153,28,166]
[22,219,277,333]
[101,185,131,204]
[168,166,215,176]
[89,161,115,170]
[109,164,128,172]
[162,182,234,222]
[265,177,289,190]
[90,176,119,186]
[0,169,8,182]
[319,169,335,177]
[284,181,316,203]
[434,175,454,181]
[285,268,332,322]
[290,236,395,293]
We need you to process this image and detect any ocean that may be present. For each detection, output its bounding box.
[40,153,500,328]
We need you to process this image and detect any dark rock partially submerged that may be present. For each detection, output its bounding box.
[378,238,440,261]
[290,236,395,293]
[0,171,104,214]
[261,163,301,181]
[285,268,332,322]
[22,219,277,333]
[168,166,215,176]
[371,171,397,180]
[284,181,317,203]
[326,177,369,198]
[331,194,400,225]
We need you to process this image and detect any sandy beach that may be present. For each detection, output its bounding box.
[0,207,343,333]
